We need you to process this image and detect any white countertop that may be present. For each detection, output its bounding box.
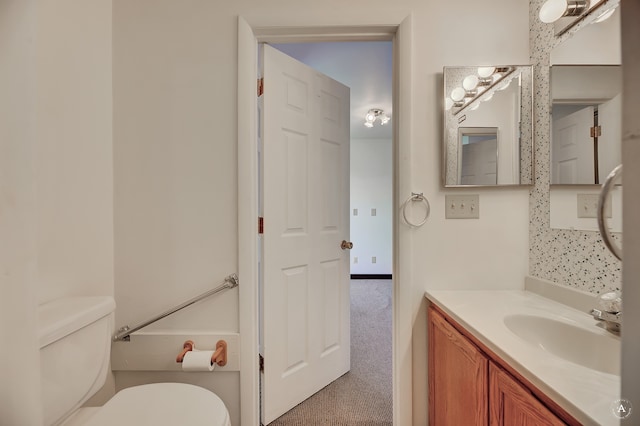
[425,290,621,426]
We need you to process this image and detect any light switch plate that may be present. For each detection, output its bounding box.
[445,194,480,219]
[577,193,610,218]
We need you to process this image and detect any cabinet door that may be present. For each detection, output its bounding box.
[428,307,488,426]
[489,362,565,426]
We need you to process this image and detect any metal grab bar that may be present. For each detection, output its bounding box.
[113,273,239,341]
[597,164,622,261]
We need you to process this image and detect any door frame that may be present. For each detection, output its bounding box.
[238,16,414,426]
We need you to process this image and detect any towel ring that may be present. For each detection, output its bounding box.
[401,192,430,228]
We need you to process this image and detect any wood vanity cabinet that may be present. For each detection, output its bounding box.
[428,305,571,426]
[428,305,488,425]
[489,362,565,426]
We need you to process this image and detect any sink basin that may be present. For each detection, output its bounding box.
[504,314,620,375]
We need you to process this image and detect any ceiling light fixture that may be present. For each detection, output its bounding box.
[364,108,391,127]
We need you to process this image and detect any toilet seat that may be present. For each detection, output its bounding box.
[82,383,230,426]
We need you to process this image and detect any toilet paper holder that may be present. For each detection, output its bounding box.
[176,339,227,367]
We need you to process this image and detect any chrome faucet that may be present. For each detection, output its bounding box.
[590,308,621,334]
[591,290,622,334]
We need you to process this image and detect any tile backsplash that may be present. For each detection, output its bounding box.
[528,0,621,294]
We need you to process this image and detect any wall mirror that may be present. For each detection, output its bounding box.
[443,65,533,187]
[549,5,620,186]
[548,3,621,232]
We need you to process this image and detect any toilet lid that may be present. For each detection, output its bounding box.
[85,383,230,426]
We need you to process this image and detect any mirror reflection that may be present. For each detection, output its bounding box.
[458,127,498,185]
[443,65,533,187]
[548,2,621,233]
[550,65,621,184]
[549,3,620,186]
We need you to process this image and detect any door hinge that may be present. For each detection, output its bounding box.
[590,125,602,138]
[258,217,264,234]
[259,354,264,372]
[258,78,264,97]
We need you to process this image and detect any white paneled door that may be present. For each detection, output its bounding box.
[597,94,622,182]
[260,44,351,424]
[551,106,595,184]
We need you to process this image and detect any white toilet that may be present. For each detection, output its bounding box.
[38,296,231,426]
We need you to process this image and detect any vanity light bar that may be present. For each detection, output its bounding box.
[452,67,515,116]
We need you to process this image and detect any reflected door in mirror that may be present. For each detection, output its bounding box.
[550,65,621,185]
[459,128,498,185]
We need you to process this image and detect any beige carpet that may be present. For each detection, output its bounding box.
[269,279,393,425]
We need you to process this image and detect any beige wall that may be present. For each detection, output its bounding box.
[36,0,114,304]
[0,1,42,423]
[1,0,113,423]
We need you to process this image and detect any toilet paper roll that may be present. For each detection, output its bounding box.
[181,349,216,372]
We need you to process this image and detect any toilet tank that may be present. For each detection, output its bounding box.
[38,296,116,426]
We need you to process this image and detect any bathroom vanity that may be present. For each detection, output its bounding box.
[426,289,620,426]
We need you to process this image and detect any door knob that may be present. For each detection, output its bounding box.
[341,240,353,250]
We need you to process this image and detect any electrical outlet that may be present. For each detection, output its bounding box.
[353,208,358,216]
[353,256,358,264]
[577,194,610,218]
[445,194,480,219]
[371,256,377,264]
[371,208,377,216]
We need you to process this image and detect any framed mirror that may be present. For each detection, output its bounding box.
[443,65,534,187]
[549,2,620,186]
[548,2,621,232]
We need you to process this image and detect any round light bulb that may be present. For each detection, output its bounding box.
[477,67,496,78]
[462,75,479,91]
[469,103,480,111]
[365,112,376,122]
[451,87,466,102]
[539,0,569,23]
[594,7,616,23]
[496,80,511,91]
[445,98,453,111]
[364,121,374,128]
[483,92,494,102]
